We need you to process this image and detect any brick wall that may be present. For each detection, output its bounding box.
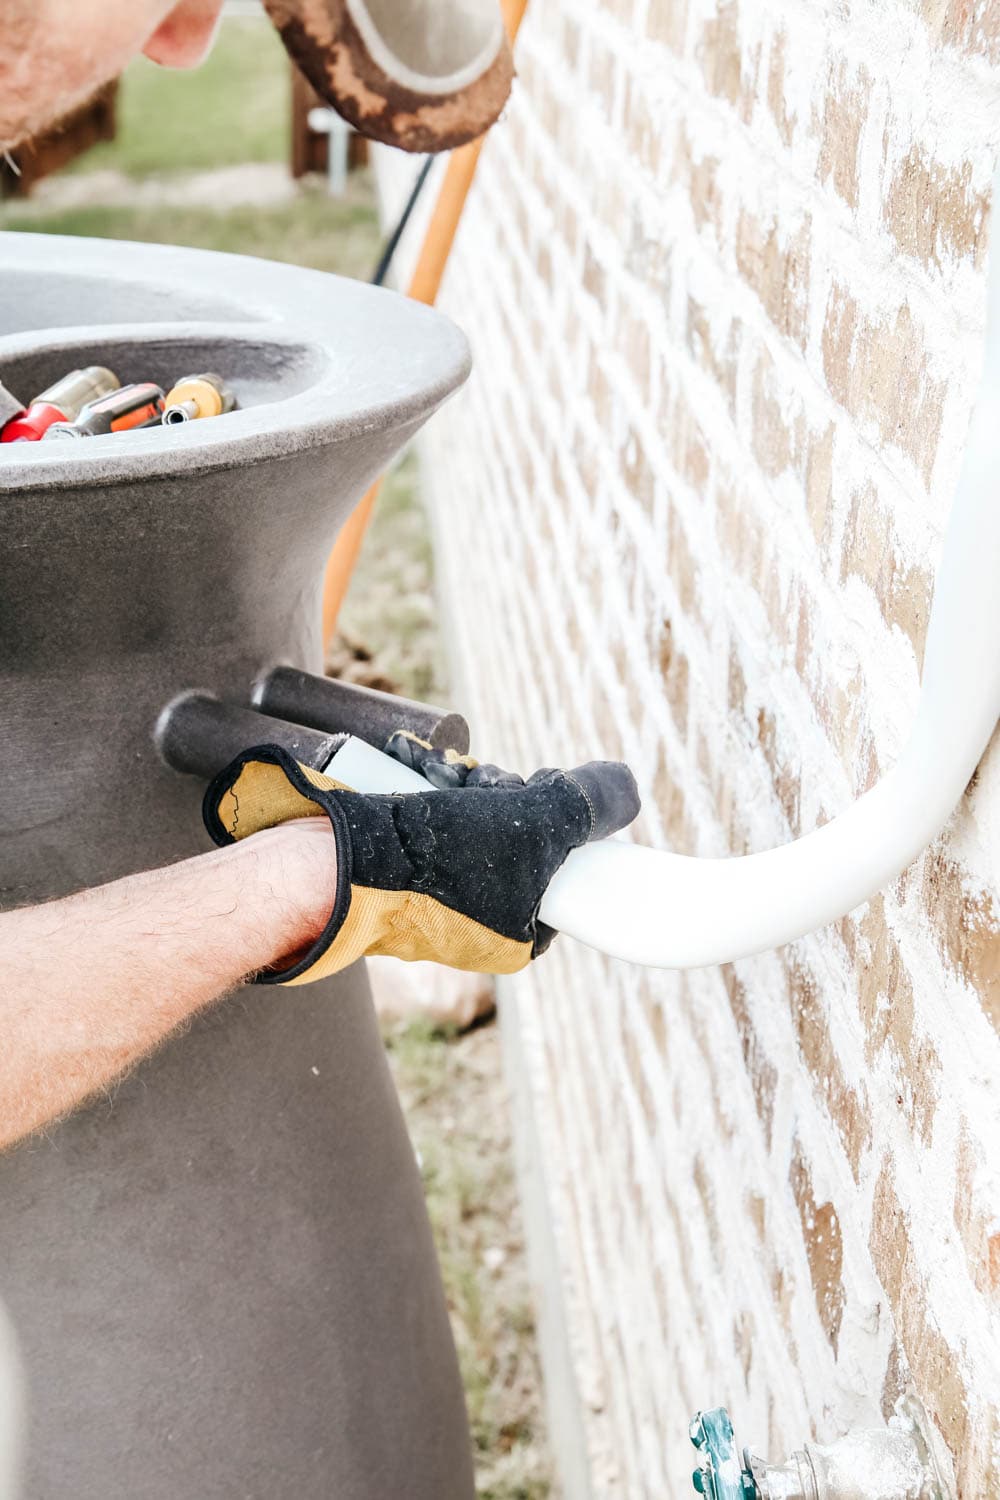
[376,3,1000,1493]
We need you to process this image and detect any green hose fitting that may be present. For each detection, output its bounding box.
[689,1408,758,1500]
[690,1399,948,1500]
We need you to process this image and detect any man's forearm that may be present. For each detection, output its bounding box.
[0,822,336,1150]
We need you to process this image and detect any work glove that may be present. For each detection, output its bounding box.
[203,742,640,986]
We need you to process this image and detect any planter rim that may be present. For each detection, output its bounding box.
[0,230,471,492]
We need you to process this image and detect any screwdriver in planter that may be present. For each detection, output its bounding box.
[162,371,235,424]
[0,366,120,442]
[44,382,165,438]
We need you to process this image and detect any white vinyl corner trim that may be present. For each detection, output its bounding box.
[328,166,1000,970]
[0,1299,23,1500]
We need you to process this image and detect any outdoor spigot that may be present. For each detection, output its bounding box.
[689,1409,757,1499]
[689,1405,945,1500]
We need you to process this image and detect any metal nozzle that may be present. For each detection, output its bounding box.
[748,1450,816,1500]
[163,400,198,425]
[34,365,120,422]
[161,373,235,425]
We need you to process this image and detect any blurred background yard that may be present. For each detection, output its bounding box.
[2,17,375,274]
[0,13,550,1497]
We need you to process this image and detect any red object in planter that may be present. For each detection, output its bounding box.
[1,402,66,442]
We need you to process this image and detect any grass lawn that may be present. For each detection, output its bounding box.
[0,179,382,283]
[338,451,450,703]
[71,15,289,176]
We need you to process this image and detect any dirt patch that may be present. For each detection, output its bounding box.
[21,163,300,213]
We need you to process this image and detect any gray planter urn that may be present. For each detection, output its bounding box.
[0,231,475,1500]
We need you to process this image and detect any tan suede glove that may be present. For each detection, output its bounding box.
[203,742,640,986]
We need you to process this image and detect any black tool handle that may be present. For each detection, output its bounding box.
[157,692,342,779]
[254,666,470,755]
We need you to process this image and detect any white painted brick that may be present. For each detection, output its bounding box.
[376,4,1000,1488]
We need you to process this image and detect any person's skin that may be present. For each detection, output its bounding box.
[0,822,337,1150]
[0,0,225,151]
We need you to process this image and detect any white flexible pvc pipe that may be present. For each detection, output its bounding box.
[329,166,1000,969]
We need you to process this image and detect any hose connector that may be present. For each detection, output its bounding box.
[690,1409,756,1499]
[690,1405,945,1500]
[162,372,235,425]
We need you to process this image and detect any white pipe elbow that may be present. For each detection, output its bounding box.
[542,373,1000,967]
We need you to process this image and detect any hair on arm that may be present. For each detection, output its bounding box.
[0,822,336,1150]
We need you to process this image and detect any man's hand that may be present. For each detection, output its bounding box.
[0,733,636,1146]
[202,743,640,985]
[0,823,337,1151]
